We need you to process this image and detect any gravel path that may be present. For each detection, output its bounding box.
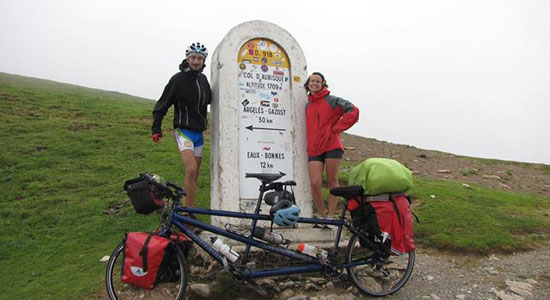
[385,243,550,300]
[260,243,550,300]
[182,242,550,299]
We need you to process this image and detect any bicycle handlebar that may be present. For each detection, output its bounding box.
[166,182,187,198]
[140,173,186,200]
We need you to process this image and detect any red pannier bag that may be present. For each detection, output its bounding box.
[121,232,173,289]
[368,194,416,255]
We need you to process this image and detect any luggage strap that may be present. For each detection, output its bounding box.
[364,192,406,202]
[138,233,156,273]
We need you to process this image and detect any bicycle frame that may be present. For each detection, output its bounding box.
[157,182,369,279]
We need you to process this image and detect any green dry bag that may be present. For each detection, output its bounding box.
[349,158,413,195]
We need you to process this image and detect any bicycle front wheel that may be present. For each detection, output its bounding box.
[105,241,189,300]
[345,234,415,297]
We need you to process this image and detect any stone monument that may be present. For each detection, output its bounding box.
[210,20,311,227]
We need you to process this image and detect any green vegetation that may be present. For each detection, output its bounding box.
[1,72,549,299]
[460,155,535,168]
[460,168,479,177]
[408,178,550,253]
[0,73,210,299]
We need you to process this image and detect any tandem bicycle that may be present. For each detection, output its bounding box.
[105,172,415,299]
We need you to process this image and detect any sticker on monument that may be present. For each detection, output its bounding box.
[237,38,293,199]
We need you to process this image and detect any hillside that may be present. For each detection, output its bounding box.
[341,134,550,199]
[1,72,549,299]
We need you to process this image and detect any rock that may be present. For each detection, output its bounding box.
[189,265,202,276]
[489,254,501,261]
[430,294,442,300]
[339,293,355,300]
[505,280,533,298]
[456,295,466,300]
[483,175,502,180]
[344,146,355,150]
[281,288,295,298]
[99,255,110,263]
[526,279,537,285]
[257,278,276,286]
[289,274,304,281]
[287,295,309,300]
[305,283,321,291]
[430,195,436,199]
[493,289,524,300]
[279,280,296,289]
[362,277,382,291]
[325,282,334,289]
[462,183,471,188]
[309,277,325,284]
[499,183,511,189]
[426,275,435,281]
[437,169,452,173]
[189,283,211,298]
[206,262,216,274]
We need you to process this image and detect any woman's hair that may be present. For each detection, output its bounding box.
[304,72,328,93]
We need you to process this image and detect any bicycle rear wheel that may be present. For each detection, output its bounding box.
[345,234,415,297]
[105,241,189,300]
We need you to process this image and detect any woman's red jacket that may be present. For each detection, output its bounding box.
[305,88,359,157]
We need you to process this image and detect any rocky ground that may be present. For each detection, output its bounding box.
[183,242,550,300]
[341,134,550,199]
[98,136,550,299]
[182,136,550,300]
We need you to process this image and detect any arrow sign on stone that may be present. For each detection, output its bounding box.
[245,125,286,132]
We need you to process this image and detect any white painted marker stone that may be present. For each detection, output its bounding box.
[210,20,311,227]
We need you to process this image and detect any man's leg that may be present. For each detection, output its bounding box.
[308,161,326,218]
[325,158,341,217]
[179,150,198,207]
[194,157,202,182]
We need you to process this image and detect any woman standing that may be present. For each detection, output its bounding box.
[304,72,359,228]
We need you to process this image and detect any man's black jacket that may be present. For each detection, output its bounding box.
[152,59,211,134]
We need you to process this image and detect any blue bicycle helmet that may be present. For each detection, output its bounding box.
[186,42,208,59]
[272,202,301,227]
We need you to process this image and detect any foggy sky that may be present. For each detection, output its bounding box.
[1,0,549,164]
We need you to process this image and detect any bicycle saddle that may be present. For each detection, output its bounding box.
[245,172,285,183]
[330,185,364,199]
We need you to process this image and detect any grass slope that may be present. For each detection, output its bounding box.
[0,73,210,299]
[0,72,549,299]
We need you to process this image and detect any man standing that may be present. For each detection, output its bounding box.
[151,42,211,209]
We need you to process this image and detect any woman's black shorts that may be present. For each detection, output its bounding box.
[308,149,344,162]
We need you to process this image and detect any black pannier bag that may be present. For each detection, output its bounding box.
[349,199,372,248]
[264,190,294,206]
[264,181,296,206]
[124,175,166,214]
